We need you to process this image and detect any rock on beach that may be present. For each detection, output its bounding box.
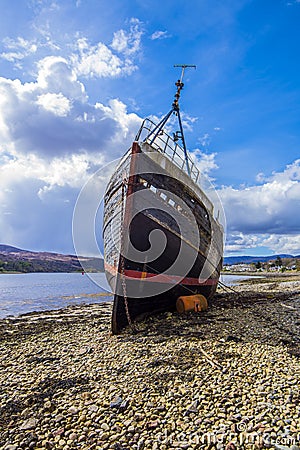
[0,275,299,449]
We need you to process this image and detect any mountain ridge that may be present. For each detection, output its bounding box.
[0,244,104,273]
[223,254,299,265]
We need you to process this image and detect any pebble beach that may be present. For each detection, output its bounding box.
[0,275,299,450]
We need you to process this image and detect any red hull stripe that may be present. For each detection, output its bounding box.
[105,263,218,286]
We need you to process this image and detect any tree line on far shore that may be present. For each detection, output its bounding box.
[0,258,83,273]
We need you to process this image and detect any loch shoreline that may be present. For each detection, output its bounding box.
[0,274,299,449]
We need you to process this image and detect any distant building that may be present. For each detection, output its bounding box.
[223,264,254,272]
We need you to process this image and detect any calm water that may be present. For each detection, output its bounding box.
[219,273,261,286]
[0,272,112,319]
[0,272,254,319]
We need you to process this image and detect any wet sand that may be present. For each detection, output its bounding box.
[0,274,299,449]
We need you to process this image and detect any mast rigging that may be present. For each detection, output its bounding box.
[146,65,196,176]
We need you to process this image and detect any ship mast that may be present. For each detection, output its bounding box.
[147,64,196,176]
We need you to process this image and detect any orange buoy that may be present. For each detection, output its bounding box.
[176,294,208,313]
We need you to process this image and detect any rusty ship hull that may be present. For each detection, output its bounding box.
[103,123,223,334]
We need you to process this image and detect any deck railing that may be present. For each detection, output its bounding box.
[135,118,200,184]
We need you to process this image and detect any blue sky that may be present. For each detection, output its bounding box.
[0,0,299,256]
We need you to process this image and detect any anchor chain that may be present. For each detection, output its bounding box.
[120,178,137,333]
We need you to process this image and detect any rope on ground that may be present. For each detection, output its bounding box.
[198,345,223,370]
[218,279,242,295]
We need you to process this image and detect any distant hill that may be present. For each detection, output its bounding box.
[0,244,104,273]
[223,254,299,265]
[0,244,25,253]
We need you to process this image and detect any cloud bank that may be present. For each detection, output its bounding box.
[220,159,300,254]
[0,21,142,252]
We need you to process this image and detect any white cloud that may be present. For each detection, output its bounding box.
[0,54,141,159]
[225,233,300,255]
[255,172,266,183]
[72,38,128,78]
[0,45,142,251]
[198,133,211,147]
[37,92,71,116]
[1,19,143,79]
[72,19,143,79]
[37,56,86,99]
[225,233,261,253]
[0,37,37,64]
[0,153,89,194]
[4,37,37,53]
[95,98,142,139]
[262,234,300,254]
[220,160,300,254]
[180,112,198,132]
[111,18,143,56]
[0,15,145,252]
[0,51,26,63]
[219,159,300,235]
[159,111,197,136]
[190,149,218,179]
[150,30,171,40]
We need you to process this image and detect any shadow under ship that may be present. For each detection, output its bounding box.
[103,66,224,334]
